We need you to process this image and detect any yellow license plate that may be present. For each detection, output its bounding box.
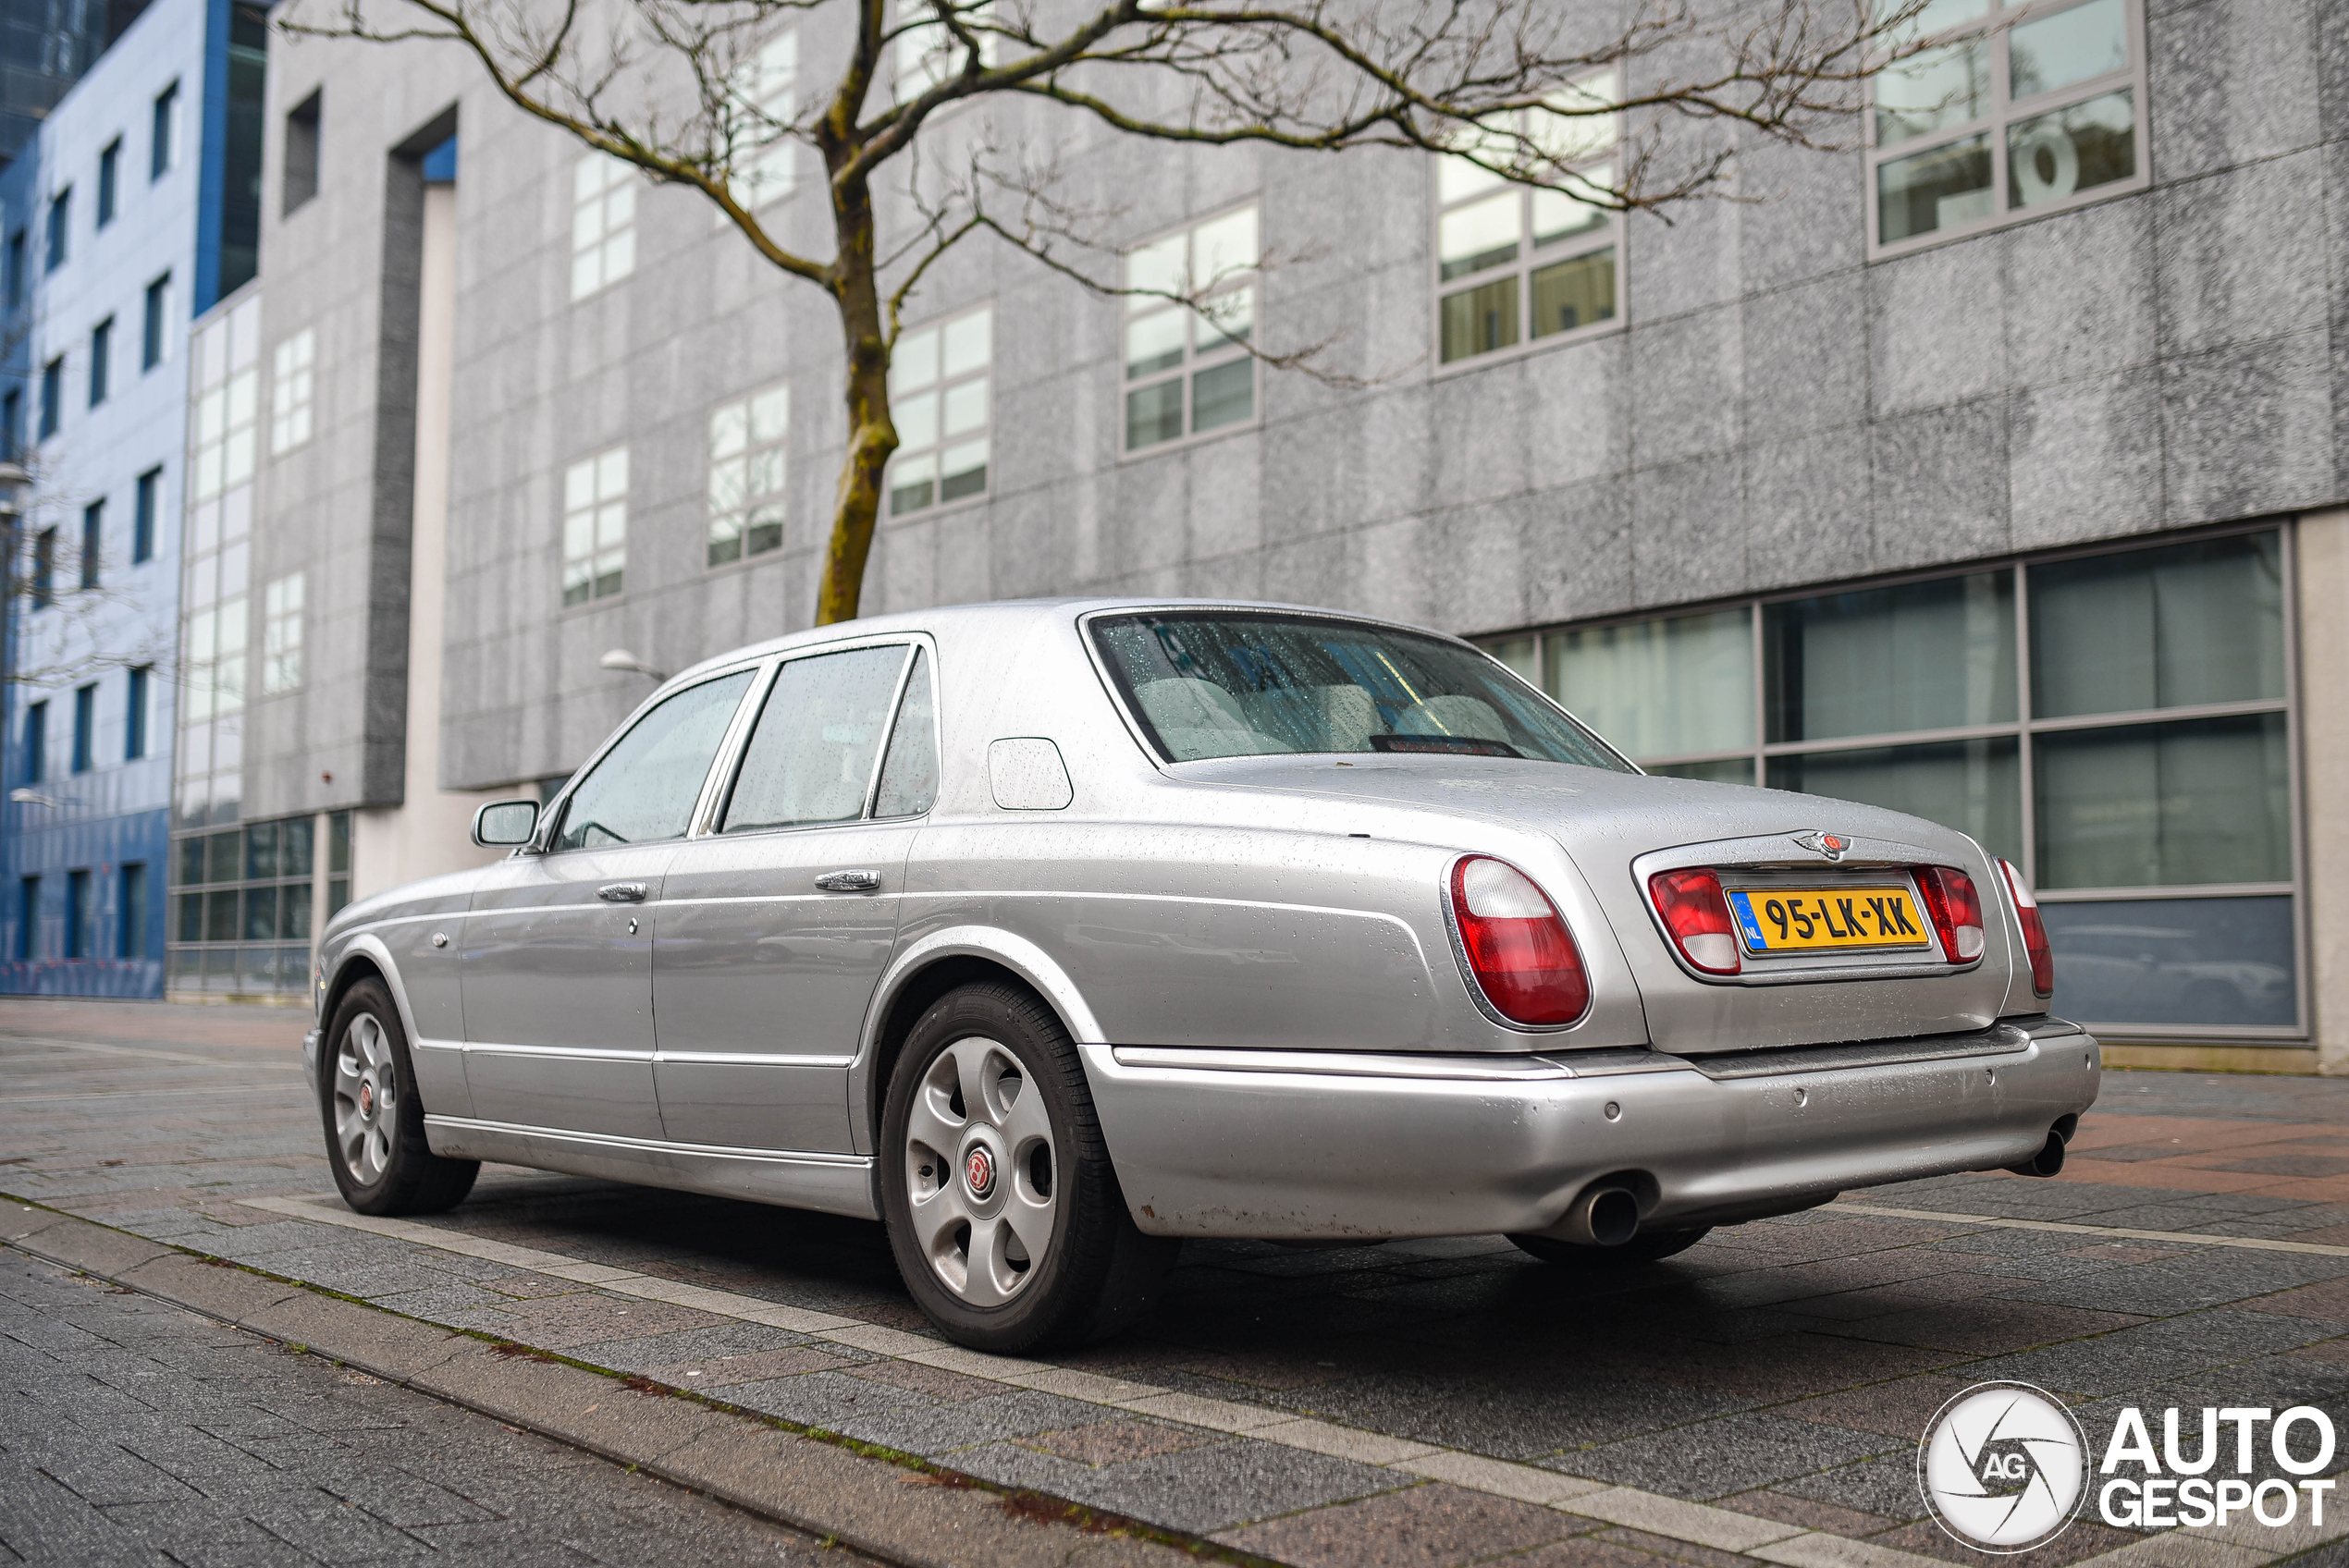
[1727,886,1930,954]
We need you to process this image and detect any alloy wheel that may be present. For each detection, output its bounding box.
[903,1035,1057,1306]
[333,1011,398,1185]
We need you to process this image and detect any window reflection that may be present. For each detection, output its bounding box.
[1764,572,2014,743]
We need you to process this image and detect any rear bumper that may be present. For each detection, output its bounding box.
[1081,1018,2098,1239]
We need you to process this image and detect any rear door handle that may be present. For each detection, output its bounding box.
[596,882,649,903]
[814,869,881,893]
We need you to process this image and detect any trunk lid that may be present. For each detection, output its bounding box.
[1177,755,2020,1054]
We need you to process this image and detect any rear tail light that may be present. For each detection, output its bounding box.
[1999,858,2054,997]
[1914,866,1986,963]
[1449,856,1591,1025]
[1646,867,1741,975]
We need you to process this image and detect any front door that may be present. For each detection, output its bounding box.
[461,668,757,1138]
[655,643,936,1153]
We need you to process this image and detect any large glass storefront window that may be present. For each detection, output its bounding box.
[166,810,348,998]
[1492,528,2296,1037]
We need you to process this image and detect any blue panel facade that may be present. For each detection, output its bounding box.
[0,0,218,997]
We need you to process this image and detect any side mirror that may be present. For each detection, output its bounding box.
[472,800,540,848]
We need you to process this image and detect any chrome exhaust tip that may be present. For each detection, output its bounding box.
[1559,1183,1642,1246]
[2005,1130,2067,1179]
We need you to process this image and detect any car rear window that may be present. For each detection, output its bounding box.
[1089,611,1631,770]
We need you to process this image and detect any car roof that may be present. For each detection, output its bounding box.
[660,597,1475,689]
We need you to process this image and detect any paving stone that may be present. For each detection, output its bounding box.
[1550,1413,1906,1501]
[1025,1434,1406,1536]
[1019,1418,1216,1465]
[1217,1479,1584,1567]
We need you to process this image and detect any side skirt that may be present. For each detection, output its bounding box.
[422,1115,880,1222]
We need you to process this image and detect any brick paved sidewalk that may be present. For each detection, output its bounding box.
[4,999,2347,1568]
[0,1247,852,1565]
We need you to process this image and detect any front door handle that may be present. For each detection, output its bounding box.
[596,882,649,903]
[814,869,881,893]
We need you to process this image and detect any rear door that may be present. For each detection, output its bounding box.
[653,642,937,1152]
[460,669,757,1137]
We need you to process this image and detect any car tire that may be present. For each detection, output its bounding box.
[879,982,1177,1352]
[321,978,479,1217]
[1507,1227,1711,1266]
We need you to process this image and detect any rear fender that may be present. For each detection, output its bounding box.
[849,925,1105,1158]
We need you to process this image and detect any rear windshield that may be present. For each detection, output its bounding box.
[1089,611,1631,770]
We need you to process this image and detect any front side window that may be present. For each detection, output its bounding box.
[552,671,755,851]
[719,645,910,832]
[707,384,788,565]
[571,153,636,300]
[269,327,314,453]
[889,305,990,514]
[1124,206,1257,450]
[561,446,628,606]
[1092,611,1629,769]
[1868,0,2145,251]
[1433,77,1621,367]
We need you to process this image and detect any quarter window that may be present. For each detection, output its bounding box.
[1433,77,1621,366]
[1123,206,1258,450]
[873,647,938,817]
[561,447,628,606]
[720,645,910,832]
[1867,0,2146,252]
[889,304,990,515]
[552,671,754,851]
[707,384,789,566]
[269,327,314,453]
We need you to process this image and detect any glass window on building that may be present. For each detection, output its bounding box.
[728,32,797,206]
[890,305,990,512]
[1869,0,2146,252]
[1433,74,1621,367]
[1492,528,2296,1038]
[268,327,314,454]
[570,153,636,301]
[707,384,788,566]
[561,447,628,605]
[1123,208,1257,450]
[167,812,338,997]
[178,294,261,835]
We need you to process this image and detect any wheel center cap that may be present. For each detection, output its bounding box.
[359,1082,375,1119]
[963,1145,995,1199]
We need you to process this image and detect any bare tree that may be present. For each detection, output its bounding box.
[289,0,1930,625]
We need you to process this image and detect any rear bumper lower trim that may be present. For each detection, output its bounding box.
[1082,1018,2099,1240]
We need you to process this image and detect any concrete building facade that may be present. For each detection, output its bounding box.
[204,0,2346,1067]
[0,0,264,995]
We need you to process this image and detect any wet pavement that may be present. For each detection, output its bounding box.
[3,998,2346,1568]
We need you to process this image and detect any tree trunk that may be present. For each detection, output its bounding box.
[816,169,896,627]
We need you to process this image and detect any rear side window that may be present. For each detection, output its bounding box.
[721,645,910,832]
[873,647,938,817]
[1090,611,1630,770]
[552,671,753,851]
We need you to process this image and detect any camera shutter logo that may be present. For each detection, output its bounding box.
[1919,1381,2088,1552]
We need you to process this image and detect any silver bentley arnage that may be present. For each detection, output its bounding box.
[305,600,2097,1350]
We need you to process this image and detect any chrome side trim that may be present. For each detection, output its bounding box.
[1108,1046,1678,1080]
[652,1050,856,1069]
[421,1115,879,1221]
[461,1041,655,1062]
